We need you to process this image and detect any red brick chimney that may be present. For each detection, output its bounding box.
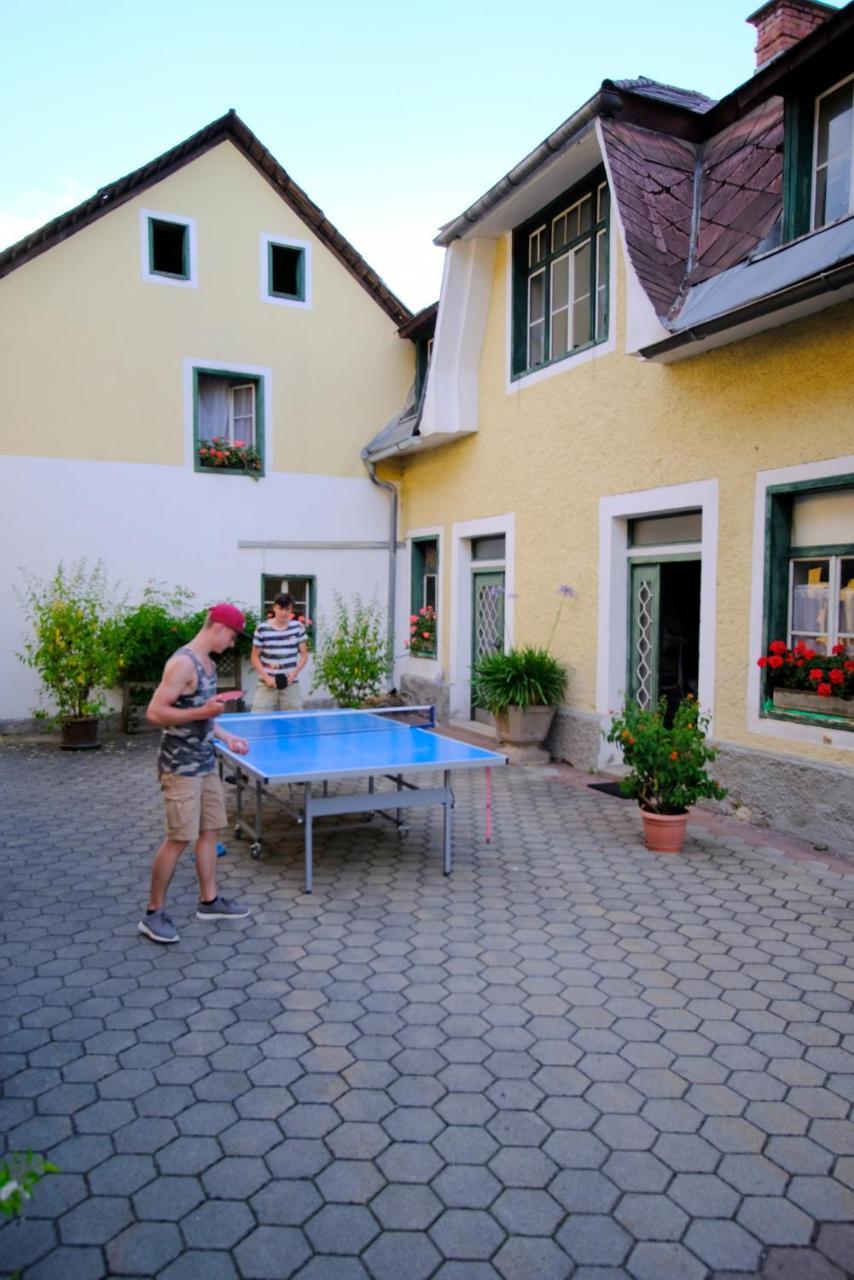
[747,0,836,70]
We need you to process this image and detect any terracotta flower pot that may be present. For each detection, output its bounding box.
[641,809,688,853]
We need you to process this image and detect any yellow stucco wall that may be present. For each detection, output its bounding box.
[0,141,413,476]
[390,234,854,766]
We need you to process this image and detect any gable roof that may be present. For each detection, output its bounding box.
[0,109,412,327]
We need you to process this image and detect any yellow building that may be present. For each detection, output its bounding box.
[367,0,854,850]
[0,111,414,719]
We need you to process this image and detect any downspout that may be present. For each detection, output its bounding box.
[363,457,398,682]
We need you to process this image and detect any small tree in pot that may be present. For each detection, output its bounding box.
[605,694,727,852]
[16,560,124,749]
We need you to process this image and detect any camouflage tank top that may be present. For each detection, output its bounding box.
[156,647,217,777]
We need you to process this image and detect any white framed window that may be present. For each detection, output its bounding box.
[514,174,609,378]
[813,73,854,229]
[140,209,197,287]
[260,234,312,308]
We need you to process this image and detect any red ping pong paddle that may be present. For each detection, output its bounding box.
[216,691,245,703]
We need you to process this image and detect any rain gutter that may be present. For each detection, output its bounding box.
[435,89,621,246]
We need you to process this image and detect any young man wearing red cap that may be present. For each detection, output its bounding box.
[140,604,253,944]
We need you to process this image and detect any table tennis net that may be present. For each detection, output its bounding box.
[219,706,435,741]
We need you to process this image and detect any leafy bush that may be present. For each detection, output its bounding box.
[605,695,727,815]
[108,586,259,683]
[473,646,567,714]
[312,594,390,707]
[15,560,125,721]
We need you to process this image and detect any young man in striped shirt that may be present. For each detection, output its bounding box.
[251,592,309,711]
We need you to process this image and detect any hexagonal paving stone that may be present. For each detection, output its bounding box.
[429,1208,505,1260]
[234,1225,311,1279]
[362,1230,442,1280]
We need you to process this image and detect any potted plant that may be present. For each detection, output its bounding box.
[312,593,390,707]
[15,560,124,749]
[605,695,727,853]
[758,639,854,720]
[197,436,262,478]
[472,646,567,756]
[407,605,437,657]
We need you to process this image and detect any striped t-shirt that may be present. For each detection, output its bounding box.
[253,619,307,677]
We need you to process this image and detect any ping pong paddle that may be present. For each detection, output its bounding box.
[216,691,245,703]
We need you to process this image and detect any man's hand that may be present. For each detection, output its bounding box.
[201,695,228,718]
[223,734,250,755]
[263,674,276,689]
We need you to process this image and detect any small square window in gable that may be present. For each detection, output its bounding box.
[150,218,189,278]
[269,243,305,300]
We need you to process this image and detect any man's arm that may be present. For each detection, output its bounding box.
[147,654,226,727]
[290,639,309,682]
[251,638,275,688]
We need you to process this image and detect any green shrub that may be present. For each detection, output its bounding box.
[472,646,567,714]
[605,695,727,815]
[312,594,390,707]
[108,586,259,683]
[15,560,125,721]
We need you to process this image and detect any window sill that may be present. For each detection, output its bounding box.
[195,465,264,479]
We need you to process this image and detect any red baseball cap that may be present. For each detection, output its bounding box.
[208,603,251,639]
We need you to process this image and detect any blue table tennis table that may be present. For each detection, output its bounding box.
[214,705,506,892]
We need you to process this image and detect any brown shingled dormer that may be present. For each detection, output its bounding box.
[746,0,836,70]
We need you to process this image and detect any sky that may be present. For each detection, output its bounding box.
[3,0,780,311]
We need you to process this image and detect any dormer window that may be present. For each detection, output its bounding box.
[512,170,610,379]
[813,74,854,228]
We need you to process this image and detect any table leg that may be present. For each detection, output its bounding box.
[304,782,314,894]
[396,774,403,827]
[443,770,452,876]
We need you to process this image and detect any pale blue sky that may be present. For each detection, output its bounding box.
[3,0,781,309]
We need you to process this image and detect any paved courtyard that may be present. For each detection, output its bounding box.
[1,734,854,1280]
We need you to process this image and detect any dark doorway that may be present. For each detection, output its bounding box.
[658,561,700,720]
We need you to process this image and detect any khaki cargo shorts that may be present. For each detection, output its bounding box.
[159,771,228,842]
[251,680,303,712]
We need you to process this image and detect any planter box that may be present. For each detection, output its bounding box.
[495,705,557,762]
[773,688,854,720]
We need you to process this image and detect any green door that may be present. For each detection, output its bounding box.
[471,570,505,718]
[628,562,660,710]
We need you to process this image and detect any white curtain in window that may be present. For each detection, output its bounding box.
[198,377,230,440]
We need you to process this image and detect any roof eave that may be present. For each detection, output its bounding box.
[638,256,854,360]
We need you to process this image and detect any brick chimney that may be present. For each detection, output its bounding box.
[747,0,836,70]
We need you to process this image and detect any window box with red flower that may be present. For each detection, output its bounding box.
[197,437,262,479]
[758,639,854,724]
[407,605,437,658]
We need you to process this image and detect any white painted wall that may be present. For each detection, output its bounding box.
[2,456,394,719]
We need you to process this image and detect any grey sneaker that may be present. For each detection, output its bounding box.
[196,896,251,921]
[138,909,180,944]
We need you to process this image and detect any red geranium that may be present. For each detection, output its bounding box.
[769,640,787,654]
[829,668,844,685]
[817,683,833,697]
[808,668,824,682]
[768,655,784,669]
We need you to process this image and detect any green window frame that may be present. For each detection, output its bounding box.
[268,241,306,302]
[511,168,610,379]
[261,574,316,647]
[763,474,854,729]
[148,217,190,280]
[193,368,265,477]
[410,537,438,658]
[783,57,854,241]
